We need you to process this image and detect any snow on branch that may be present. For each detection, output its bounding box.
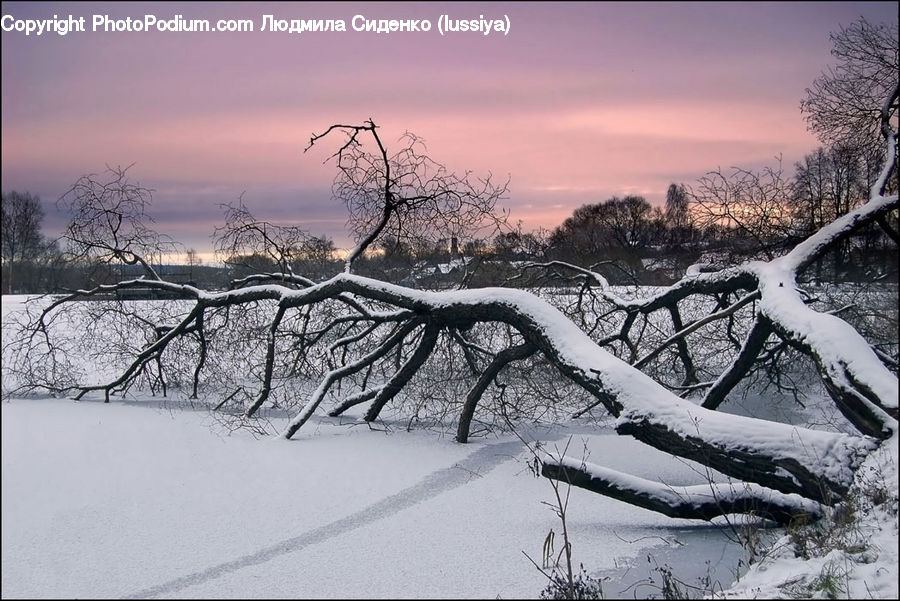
[230,272,877,503]
[541,455,823,526]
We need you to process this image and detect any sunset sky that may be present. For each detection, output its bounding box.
[2,1,897,259]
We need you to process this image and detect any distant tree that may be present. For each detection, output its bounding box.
[462,238,488,257]
[377,234,416,262]
[185,248,202,282]
[602,195,657,249]
[791,145,870,275]
[548,202,607,262]
[293,235,338,280]
[214,199,312,278]
[664,183,692,246]
[303,235,336,263]
[31,237,68,292]
[492,231,519,260]
[492,226,545,261]
[688,162,795,261]
[222,252,277,280]
[1,190,47,294]
[548,195,658,266]
[792,145,866,233]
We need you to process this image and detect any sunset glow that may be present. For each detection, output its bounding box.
[2,1,897,257]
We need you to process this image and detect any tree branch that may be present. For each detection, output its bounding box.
[541,456,822,526]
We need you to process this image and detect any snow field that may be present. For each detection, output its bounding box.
[2,398,731,599]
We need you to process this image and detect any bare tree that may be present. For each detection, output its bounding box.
[294,235,338,281]
[602,195,658,250]
[305,120,509,273]
[1,190,46,294]
[801,16,899,153]
[795,16,898,275]
[547,195,661,275]
[213,198,315,278]
[665,183,692,246]
[791,144,876,274]
[492,225,548,262]
[688,161,795,262]
[57,164,177,281]
[184,248,202,281]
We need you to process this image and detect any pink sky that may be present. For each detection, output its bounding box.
[2,1,898,257]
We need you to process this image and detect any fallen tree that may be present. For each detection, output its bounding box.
[5,87,897,526]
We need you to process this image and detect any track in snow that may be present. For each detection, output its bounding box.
[123,439,525,598]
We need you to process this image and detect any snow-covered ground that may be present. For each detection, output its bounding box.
[2,397,744,599]
[722,433,899,600]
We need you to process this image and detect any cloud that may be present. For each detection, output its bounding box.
[3,1,896,255]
